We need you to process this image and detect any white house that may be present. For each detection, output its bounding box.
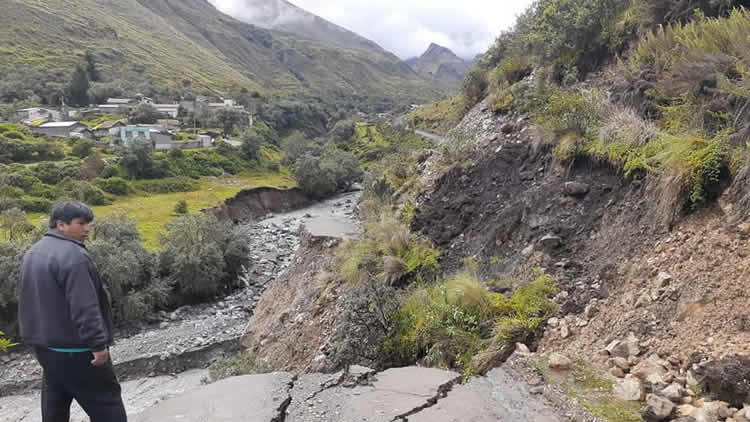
[17,107,61,124]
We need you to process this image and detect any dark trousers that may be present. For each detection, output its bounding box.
[34,347,127,422]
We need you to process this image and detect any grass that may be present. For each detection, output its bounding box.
[382,268,558,375]
[26,171,295,250]
[207,350,272,382]
[407,95,466,135]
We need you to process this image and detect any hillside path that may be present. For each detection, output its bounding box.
[415,129,448,143]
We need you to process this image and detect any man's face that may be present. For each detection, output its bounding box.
[57,218,91,243]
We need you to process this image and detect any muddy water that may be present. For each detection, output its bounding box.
[0,192,360,421]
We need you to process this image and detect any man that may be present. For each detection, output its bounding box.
[18,201,126,422]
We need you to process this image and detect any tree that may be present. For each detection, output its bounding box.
[215,108,246,136]
[241,129,262,161]
[120,139,165,179]
[79,151,106,180]
[129,103,164,124]
[67,65,90,107]
[294,154,337,199]
[0,330,16,352]
[85,51,100,82]
[158,214,250,301]
[330,120,356,144]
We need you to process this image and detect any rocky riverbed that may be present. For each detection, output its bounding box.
[0,192,360,411]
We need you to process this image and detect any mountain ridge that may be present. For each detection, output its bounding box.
[0,0,441,109]
[406,42,472,91]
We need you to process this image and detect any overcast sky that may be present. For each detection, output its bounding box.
[210,0,535,59]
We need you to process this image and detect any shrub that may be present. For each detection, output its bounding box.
[19,196,53,213]
[35,161,81,185]
[71,139,94,158]
[0,240,27,334]
[88,214,168,324]
[381,270,558,374]
[0,330,16,352]
[58,181,111,206]
[99,164,120,179]
[79,152,106,180]
[174,200,188,215]
[294,154,337,199]
[132,177,198,194]
[1,208,34,241]
[158,214,250,301]
[208,351,272,382]
[95,177,130,196]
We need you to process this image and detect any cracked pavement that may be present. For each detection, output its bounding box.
[130,365,562,422]
[1,365,566,421]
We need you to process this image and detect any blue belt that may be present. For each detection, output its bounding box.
[49,348,90,353]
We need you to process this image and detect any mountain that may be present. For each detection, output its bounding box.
[406,43,472,91]
[208,0,382,52]
[0,0,441,109]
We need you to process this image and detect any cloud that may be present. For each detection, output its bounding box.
[209,0,535,59]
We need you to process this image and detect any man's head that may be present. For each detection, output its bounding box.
[49,201,94,243]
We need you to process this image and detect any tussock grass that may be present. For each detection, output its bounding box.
[382,269,558,374]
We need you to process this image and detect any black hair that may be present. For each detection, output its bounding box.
[48,201,94,229]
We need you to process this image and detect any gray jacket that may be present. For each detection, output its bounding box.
[18,232,114,351]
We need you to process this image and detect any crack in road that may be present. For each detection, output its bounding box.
[270,375,298,422]
[390,375,463,421]
[304,365,377,403]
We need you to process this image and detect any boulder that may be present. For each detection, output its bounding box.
[632,355,669,386]
[614,375,645,401]
[564,181,590,197]
[549,353,573,370]
[609,333,641,358]
[539,234,562,249]
[611,367,626,378]
[613,357,631,371]
[659,383,685,402]
[642,393,675,421]
[678,404,697,418]
[696,356,750,407]
[692,401,724,422]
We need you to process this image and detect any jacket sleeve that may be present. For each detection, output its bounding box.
[63,258,108,350]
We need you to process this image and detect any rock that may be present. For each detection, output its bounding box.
[471,349,507,375]
[611,367,626,378]
[615,375,645,401]
[672,418,698,422]
[696,356,750,407]
[642,393,676,421]
[614,357,631,371]
[656,272,673,287]
[560,323,571,339]
[632,355,668,386]
[549,353,573,370]
[692,401,725,422]
[678,404,697,417]
[610,333,641,358]
[564,181,590,197]
[659,383,685,402]
[547,317,560,328]
[521,244,535,257]
[539,234,562,249]
[515,343,531,356]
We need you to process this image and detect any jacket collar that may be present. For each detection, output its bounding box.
[45,231,87,248]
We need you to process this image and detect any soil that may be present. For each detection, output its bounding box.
[411,99,750,372]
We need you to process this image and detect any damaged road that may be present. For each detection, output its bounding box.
[128,364,564,422]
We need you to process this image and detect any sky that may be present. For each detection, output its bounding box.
[209,0,535,59]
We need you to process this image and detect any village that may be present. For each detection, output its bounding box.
[12,95,253,150]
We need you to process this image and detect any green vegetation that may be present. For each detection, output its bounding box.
[208,350,272,382]
[0,0,440,112]
[407,96,466,135]
[448,1,750,211]
[174,200,188,215]
[0,330,16,352]
[382,269,557,375]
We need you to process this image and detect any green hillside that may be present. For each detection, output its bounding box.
[0,0,441,107]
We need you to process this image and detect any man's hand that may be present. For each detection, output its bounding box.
[91,350,109,366]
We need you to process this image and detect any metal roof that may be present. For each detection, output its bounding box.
[38,121,81,128]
